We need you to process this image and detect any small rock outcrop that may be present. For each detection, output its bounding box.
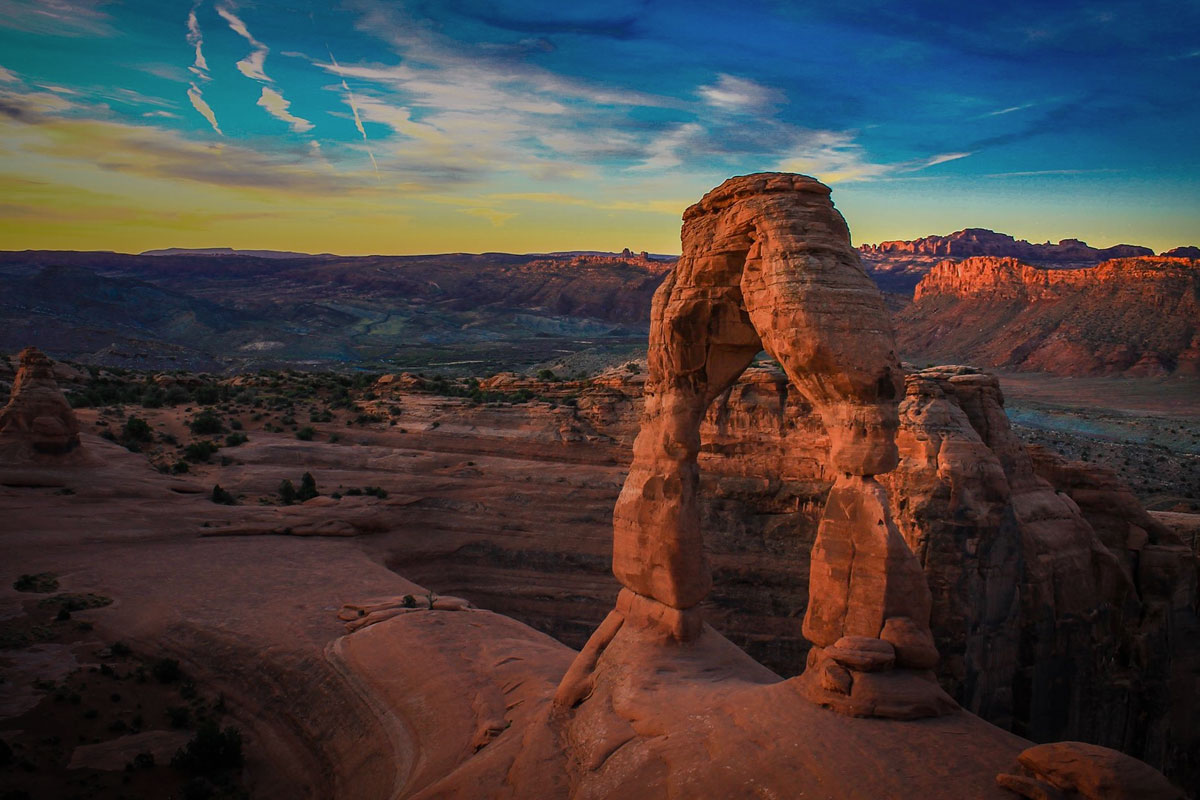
[997,741,1185,800]
[0,347,82,457]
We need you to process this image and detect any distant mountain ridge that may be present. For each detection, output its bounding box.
[855,227,1197,295]
[860,227,1156,261]
[140,247,336,259]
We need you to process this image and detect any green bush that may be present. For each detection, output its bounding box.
[224,432,248,447]
[189,411,224,435]
[278,479,297,505]
[171,460,190,474]
[140,387,166,408]
[184,441,219,463]
[295,426,315,441]
[193,385,220,405]
[165,386,191,406]
[297,472,319,501]
[122,416,154,442]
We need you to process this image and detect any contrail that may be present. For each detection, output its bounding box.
[328,46,379,180]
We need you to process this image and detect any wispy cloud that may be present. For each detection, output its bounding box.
[216,3,271,82]
[630,123,703,171]
[186,6,209,74]
[0,65,20,83]
[257,86,312,133]
[186,84,222,135]
[983,168,1121,178]
[0,0,115,37]
[183,4,221,135]
[698,74,784,114]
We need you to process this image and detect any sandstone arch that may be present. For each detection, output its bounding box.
[591,173,953,717]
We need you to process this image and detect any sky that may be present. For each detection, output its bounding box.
[0,0,1197,255]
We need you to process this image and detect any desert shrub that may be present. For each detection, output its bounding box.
[210,485,236,506]
[297,472,319,501]
[172,721,244,773]
[172,460,190,474]
[190,410,224,435]
[110,641,132,657]
[152,657,182,683]
[165,386,191,406]
[364,486,388,499]
[278,479,297,505]
[229,419,243,430]
[13,572,58,593]
[184,441,219,463]
[39,593,112,612]
[166,705,191,728]
[295,426,315,441]
[536,369,557,380]
[224,433,248,447]
[193,385,220,405]
[141,387,166,408]
[122,416,153,442]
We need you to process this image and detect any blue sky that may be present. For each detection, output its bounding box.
[0,0,1197,253]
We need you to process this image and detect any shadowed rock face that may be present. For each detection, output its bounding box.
[0,346,81,455]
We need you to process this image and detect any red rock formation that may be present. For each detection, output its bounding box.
[0,347,82,456]
[897,256,1200,376]
[997,741,1185,800]
[578,173,952,720]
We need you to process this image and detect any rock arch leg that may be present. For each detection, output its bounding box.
[610,248,764,630]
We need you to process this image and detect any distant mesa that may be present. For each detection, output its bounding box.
[1163,245,1200,259]
[139,247,335,259]
[859,227,1154,262]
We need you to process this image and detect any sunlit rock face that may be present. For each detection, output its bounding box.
[569,172,950,719]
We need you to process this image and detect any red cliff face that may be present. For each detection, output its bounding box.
[897,256,1200,376]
